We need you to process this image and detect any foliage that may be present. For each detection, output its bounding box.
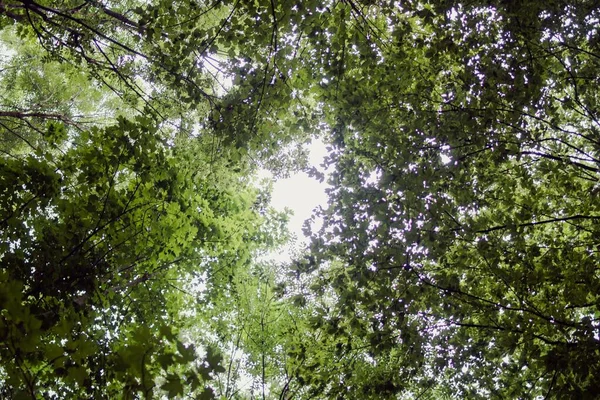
[0,106,271,396]
[2,0,600,399]
[291,1,600,399]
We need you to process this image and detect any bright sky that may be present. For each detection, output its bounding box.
[263,139,329,262]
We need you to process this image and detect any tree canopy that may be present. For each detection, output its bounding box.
[1,0,599,399]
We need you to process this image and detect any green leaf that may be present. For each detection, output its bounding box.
[205,346,225,373]
[198,387,216,400]
[177,340,197,363]
[161,374,184,397]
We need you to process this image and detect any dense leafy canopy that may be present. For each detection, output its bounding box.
[1,0,599,399]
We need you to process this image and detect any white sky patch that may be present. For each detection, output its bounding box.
[271,173,327,237]
[271,139,328,237]
[261,138,329,263]
[441,153,452,164]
